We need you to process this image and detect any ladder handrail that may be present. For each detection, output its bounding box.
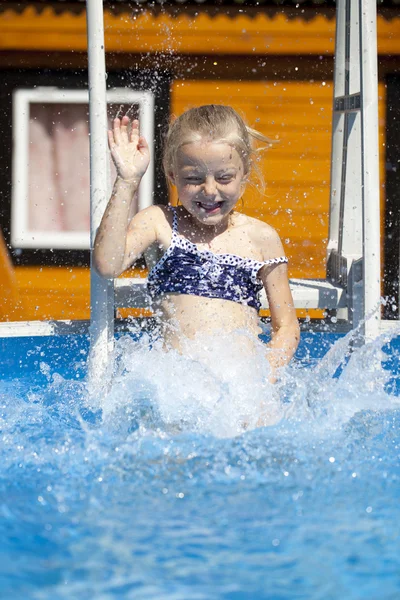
[327,0,381,337]
[86,0,115,386]
[359,0,381,338]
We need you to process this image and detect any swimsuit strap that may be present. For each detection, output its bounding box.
[170,206,179,233]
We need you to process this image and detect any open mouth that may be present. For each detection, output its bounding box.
[196,201,224,214]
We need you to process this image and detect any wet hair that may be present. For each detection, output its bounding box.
[162,104,275,187]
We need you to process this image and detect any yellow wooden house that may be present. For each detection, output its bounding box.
[0,0,399,322]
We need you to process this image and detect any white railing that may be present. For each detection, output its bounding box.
[327,0,381,338]
[86,0,114,385]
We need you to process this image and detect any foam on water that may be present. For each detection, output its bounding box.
[91,323,400,440]
[99,328,284,438]
[1,327,400,599]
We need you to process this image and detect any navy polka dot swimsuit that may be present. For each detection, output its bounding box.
[147,207,288,311]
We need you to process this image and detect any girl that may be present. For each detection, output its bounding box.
[94,105,300,387]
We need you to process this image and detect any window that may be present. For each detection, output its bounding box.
[11,87,154,250]
[0,68,170,266]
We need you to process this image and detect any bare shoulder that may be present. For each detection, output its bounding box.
[127,205,175,252]
[129,204,172,236]
[239,214,286,260]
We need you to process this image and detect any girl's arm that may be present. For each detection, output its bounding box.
[93,116,157,278]
[257,227,300,381]
[261,262,300,374]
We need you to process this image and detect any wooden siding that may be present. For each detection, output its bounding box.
[0,6,399,56]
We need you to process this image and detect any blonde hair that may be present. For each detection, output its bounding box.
[162,105,275,187]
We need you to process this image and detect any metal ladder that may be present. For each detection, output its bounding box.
[86,0,381,381]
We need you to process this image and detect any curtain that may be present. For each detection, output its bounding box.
[28,103,90,233]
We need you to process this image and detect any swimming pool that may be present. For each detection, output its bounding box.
[1,327,400,599]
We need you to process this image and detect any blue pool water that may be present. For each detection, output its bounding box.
[1,326,400,599]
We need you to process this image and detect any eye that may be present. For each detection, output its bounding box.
[218,175,234,183]
[185,176,202,184]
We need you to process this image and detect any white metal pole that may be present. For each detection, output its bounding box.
[359,0,381,339]
[86,0,115,392]
[327,0,345,259]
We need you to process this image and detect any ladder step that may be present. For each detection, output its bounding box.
[114,277,151,308]
[287,278,347,310]
[114,278,347,310]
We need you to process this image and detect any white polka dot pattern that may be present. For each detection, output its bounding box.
[147,207,288,310]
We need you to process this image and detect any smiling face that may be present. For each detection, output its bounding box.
[171,140,247,226]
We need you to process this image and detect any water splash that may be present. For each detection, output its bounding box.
[1,329,400,599]
[97,328,283,439]
[84,324,400,439]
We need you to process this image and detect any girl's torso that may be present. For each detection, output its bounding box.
[146,206,286,350]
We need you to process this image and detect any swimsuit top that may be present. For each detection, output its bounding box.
[147,207,288,311]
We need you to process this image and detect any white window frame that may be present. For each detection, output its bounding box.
[11,87,155,249]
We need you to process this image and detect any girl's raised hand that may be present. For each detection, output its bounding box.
[108,116,150,181]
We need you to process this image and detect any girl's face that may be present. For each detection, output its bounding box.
[171,139,247,226]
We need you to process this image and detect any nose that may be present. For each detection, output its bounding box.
[203,176,217,198]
